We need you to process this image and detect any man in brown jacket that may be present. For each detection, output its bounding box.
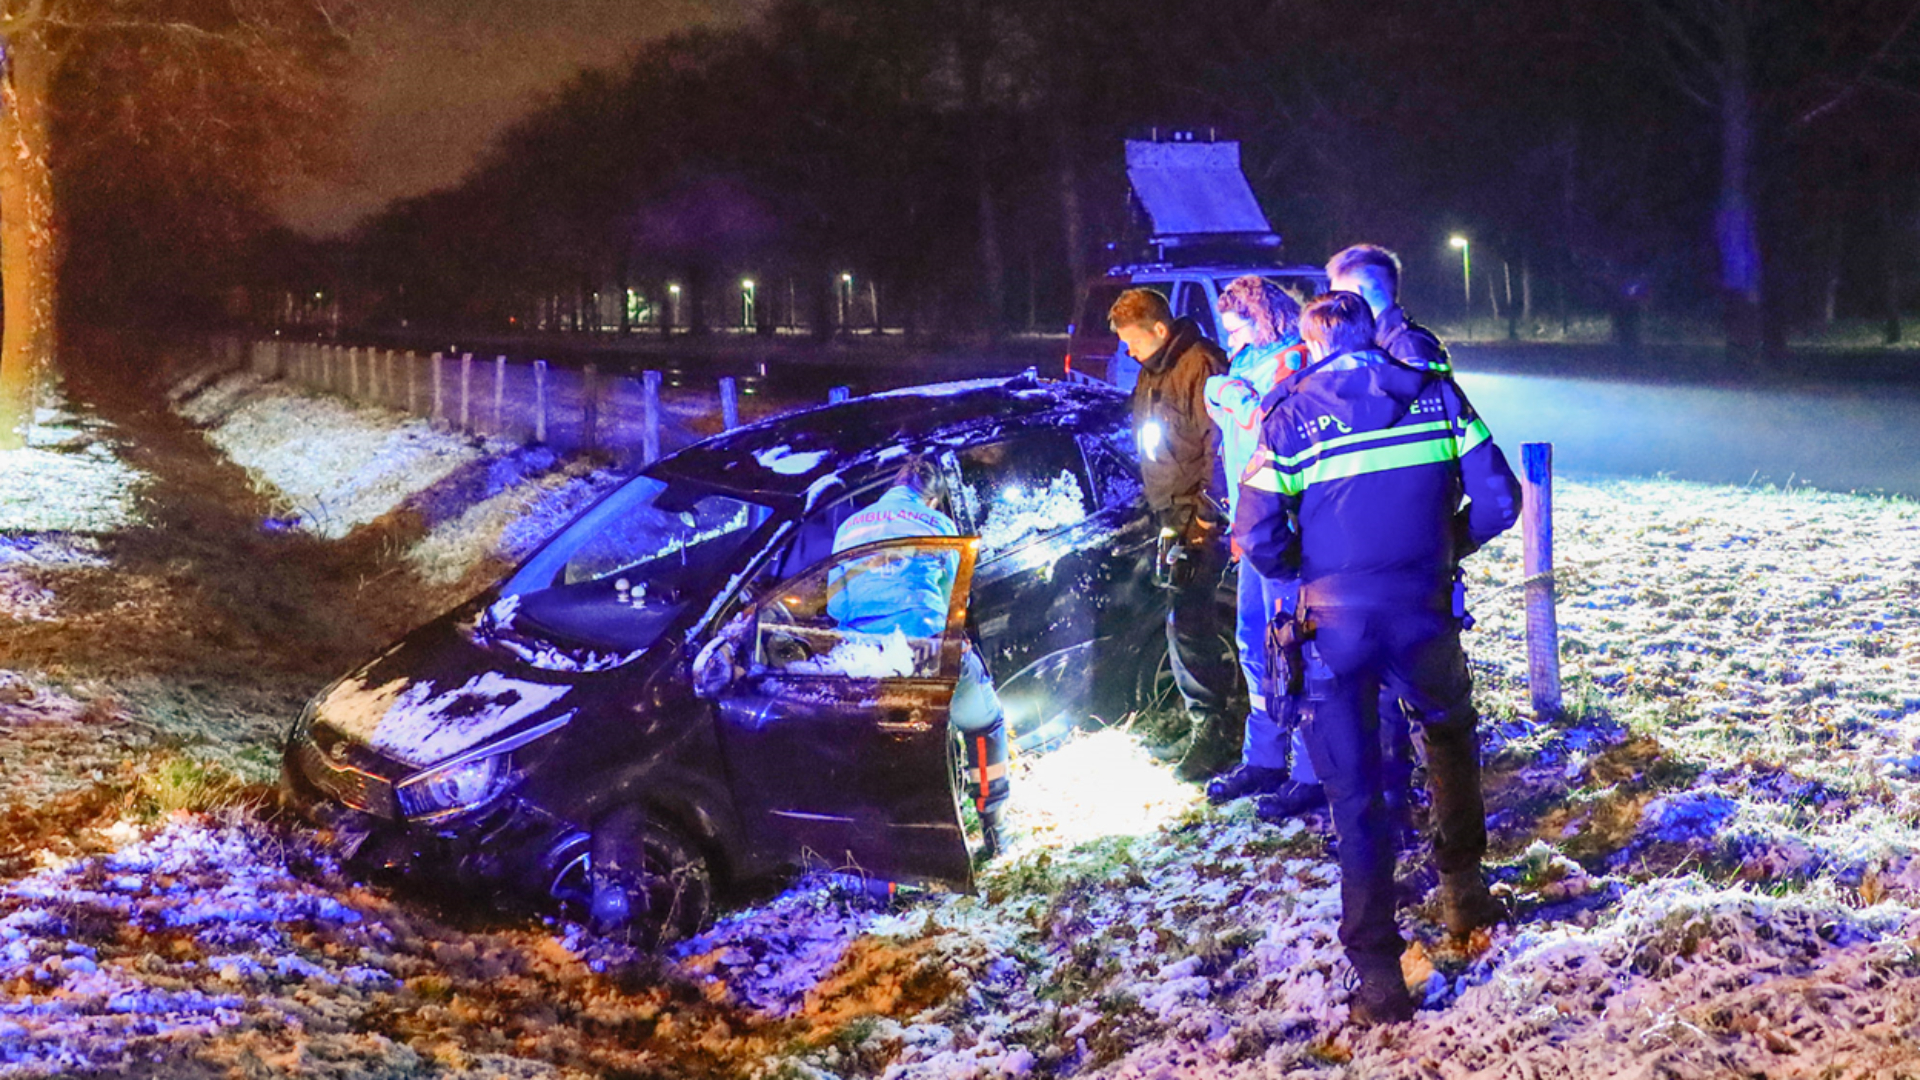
[1109,287,1239,780]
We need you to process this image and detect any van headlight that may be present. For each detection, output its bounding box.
[395,754,510,822]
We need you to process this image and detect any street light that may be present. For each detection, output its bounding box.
[741,278,756,329]
[667,283,681,331]
[1449,236,1471,312]
[838,272,853,330]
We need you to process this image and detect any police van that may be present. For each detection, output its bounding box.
[1064,135,1327,390]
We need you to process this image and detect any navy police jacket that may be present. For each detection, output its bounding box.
[1233,349,1521,613]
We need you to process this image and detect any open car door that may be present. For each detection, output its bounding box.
[709,536,978,891]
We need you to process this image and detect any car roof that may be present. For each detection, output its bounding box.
[651,372,1131,507]
[1100,263,1330,280]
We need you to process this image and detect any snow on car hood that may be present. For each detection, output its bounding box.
[313,662,573,769]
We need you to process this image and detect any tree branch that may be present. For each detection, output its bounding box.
[1793,0,1920,127]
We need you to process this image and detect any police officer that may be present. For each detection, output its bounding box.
[1321,243,1453,837]
[1107,287,1239,782]
[1327,243,1451,374]
[830,458,1011,857]
[1235,292,1521,1026]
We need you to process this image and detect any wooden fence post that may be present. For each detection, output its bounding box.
[460,352,474,431]
[582,364,601,453]
[828,385,850,403]
[534,360,549,444]
[349,347,361,400]
[1521,442,1562,718]
[384,350,397,406]
[642,369,662,464]
[431,351,445,425]
[406,351,419,414]
[493,355,507,433]
[719,376,739,430]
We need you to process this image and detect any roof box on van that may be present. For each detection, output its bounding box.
[1125,137,1281,263]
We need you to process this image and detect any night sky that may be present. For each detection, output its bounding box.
[278,0,765,237]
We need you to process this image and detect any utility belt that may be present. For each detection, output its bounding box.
[1263,569,1475,705]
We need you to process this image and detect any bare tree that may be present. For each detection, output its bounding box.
[0,0,350,449]
[1637,0,1920,361]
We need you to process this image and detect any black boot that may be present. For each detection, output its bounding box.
[1206,763,1290,804]
[1252,782,1327,823]
[1348,953,1416,1027]
[1174,712,1242,782]
[1439,866,1506,936]
[1147,730,1193,763]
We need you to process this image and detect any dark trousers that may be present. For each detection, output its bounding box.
[1298,606,1487,963]
[1167,536,1236,718]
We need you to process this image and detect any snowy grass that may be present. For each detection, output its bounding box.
[179,370,624,589]
[0,389,145,627]
[185,372,494,540]
[0,402,143,537]
[6,364,1919,1076]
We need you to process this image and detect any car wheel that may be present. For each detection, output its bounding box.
[1131,632,1178,715]
[582,813,713,949]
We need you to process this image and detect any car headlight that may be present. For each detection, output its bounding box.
[395,754,510,822]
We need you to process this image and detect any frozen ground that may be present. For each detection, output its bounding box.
[0,362,1917,1076]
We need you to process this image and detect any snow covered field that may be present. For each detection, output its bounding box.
[0,364,1917,1077]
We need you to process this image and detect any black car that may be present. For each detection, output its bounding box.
[282,372,1172,943]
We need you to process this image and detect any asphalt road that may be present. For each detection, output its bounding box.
[1454,357,1920,500]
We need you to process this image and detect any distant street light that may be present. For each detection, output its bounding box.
[1449,236,1472,312]
[668,283,681,330]
[839,272,854,331]
[741,278,756,328]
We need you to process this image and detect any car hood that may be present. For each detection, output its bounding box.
[308,604,585,771]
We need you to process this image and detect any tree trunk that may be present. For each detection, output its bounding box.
[1715,5,1764,363]
[617,250,632,335]
[959,0,1005,340]
[1880,173,1902,345]
[0,32,58,450]
[1054,116,1088,303]
[1821,190,1845,325]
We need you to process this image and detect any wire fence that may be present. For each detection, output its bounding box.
[231,337,850,465]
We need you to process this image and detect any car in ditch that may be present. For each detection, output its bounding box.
[282,372,1171,944]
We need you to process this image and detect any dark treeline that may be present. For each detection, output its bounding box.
[301,0,1920,360]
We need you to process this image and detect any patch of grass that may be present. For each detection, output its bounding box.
[130,751,273,819]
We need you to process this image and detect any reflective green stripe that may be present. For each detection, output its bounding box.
[1298,434,1459,487]
[1274,419,1455,469]
[1242,466,1288,494]
[1458,417,1492,455]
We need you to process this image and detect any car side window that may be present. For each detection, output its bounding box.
[951,434,1096,557]
[754,541,960,679]
[1173,281,1217,339]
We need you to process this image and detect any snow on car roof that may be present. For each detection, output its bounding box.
[651,374,1129,505]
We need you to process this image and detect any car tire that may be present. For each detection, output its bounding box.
[1130,632,1177,715]
[586,812,712,949]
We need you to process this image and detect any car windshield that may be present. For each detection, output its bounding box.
[495,476,773,653]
